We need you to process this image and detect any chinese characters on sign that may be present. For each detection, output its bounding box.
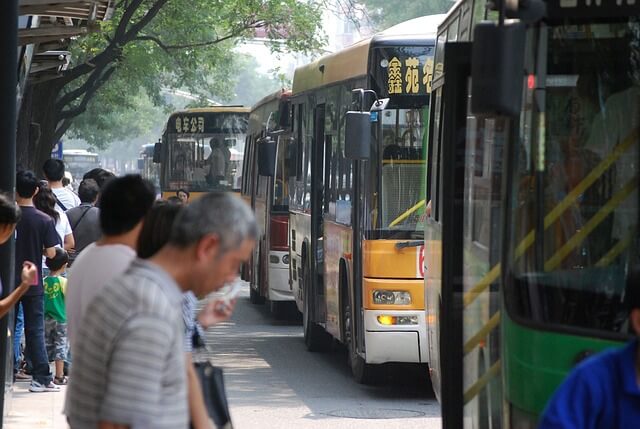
[423,58,434,94]
[387,56,432,95]
[405,57,420,94]
[175,116,205,133]
[388,57,403,95]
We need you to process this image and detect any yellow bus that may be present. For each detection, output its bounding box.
[288,15,444,383]
[154,106,249,200]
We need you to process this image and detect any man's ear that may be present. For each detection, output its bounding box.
[630,309,640,336]
[0,223,15,244]
[195,234,220,262]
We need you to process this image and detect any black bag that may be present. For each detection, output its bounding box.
[193,361,232,429]
[191,330,233,429]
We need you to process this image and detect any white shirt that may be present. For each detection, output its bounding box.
[52,187,80,211]
[54,205,72,245]
[66,243,136,349]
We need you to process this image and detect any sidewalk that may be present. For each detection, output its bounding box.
[4,380,68,429]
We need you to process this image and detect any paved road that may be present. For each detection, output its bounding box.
[201,283,442,429]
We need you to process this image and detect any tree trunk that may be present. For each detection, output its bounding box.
[16,81,64,175]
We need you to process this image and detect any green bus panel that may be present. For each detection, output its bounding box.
[503,315,623,416]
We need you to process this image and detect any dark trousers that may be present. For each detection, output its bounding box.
[19,294,52,385]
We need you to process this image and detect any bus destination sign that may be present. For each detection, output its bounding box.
[547,0,640,18]
[372,46,436,102]
[174,115,205,134]
[171,112,248,134]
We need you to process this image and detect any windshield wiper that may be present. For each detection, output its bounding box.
[395,240,423,250]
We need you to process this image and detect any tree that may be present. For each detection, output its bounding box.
[18,0,325,171]
[359,0,452,31]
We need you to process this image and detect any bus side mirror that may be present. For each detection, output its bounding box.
[286,137,297,176]
[153,142,163,163]
[471,21,526,117]
[345,111,371,160]
[258,138,277,177]
[278,101,291,129]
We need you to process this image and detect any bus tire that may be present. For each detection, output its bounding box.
[249,285,264,304]
[249,252,266,305]
[341,277,376,384]
[270,300,288,320]
[302,264,330,352]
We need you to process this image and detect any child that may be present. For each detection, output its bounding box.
[43,248,69,385]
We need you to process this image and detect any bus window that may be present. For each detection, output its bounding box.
[374,107,425,236]
[506,22,640,334]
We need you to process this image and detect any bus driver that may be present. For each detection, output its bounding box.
[206,137,230,185]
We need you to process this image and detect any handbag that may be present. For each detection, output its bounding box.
[191,330,233,429]
[193,361,233,429]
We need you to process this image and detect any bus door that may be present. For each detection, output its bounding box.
[435,41,470,429]
[440,39,511,428]
[310,104,327,323]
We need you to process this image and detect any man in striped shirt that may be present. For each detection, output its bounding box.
[65,192,258,429]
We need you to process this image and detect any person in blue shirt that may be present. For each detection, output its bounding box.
[539,265,640,428]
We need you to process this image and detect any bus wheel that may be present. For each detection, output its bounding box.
[249,285,264,304]
[249,258,265,305]
[270,301,288,320]
[302,264,330,352]
[343,297,376,384]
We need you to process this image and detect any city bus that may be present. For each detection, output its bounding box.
[154,106,250,200]
[241,89,294,317]
[138,143,160,191]
[289,14,444,383]
[62,149,100,186]
[424,1,640,427]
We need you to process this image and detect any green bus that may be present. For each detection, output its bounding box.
[424,0,640,427]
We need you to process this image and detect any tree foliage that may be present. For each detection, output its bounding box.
[24,0,325,164]
[360,0,453,31]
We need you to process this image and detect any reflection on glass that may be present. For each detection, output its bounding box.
[164,112,248,192]
[508,22,640,335]
[376,108,426,236]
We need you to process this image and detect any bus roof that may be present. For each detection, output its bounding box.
[251,88,291,112]
[292,14,445,95]
[169,106,250,116]
[63,149,98,156]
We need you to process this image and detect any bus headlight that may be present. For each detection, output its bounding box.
[372,290,412,305]
[282,254,290,265]
[377,315,419,325]
[270,255,280,264]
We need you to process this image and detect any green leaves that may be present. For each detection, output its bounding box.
[360,0,452,31]
[59,0,325,148]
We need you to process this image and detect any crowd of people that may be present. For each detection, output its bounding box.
[1,159,257,428]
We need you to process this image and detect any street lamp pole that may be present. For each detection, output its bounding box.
[0,0,19,422]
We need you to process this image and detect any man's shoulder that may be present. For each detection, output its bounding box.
[96,268,179,322]
[19,207,53,229]
[563,343,628,393]
[118,263,182,312]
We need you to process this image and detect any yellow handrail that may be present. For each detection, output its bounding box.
[389,199,426,227]
[462,129,638,308]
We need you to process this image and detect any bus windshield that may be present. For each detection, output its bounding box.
[63,151,100,182]
[506,21,640,337]
[376,107,426,236]
[163,112,248,192]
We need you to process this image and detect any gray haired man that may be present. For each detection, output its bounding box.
[64,193,258,429]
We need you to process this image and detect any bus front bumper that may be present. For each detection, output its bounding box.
[363,310,427,364]
[268,251,293,301]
